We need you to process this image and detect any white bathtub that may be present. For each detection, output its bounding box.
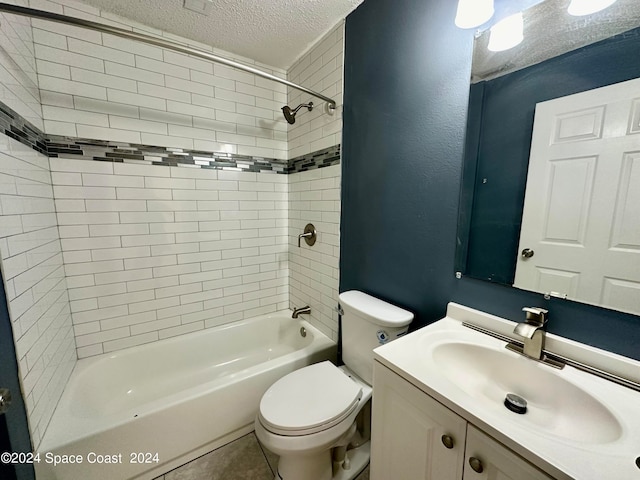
[35,311,336,480]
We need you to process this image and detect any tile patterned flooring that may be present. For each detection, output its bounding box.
[154,433,370,480]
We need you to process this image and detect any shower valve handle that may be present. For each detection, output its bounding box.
[298,224,317,247]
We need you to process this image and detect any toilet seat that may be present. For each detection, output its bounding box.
[258,361,362,436]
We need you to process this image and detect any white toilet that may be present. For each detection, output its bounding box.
[255,290,413,480]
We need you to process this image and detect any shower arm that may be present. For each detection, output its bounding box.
[291,103,312,115]
[0,3,337,111]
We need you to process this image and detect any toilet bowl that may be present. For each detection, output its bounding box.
[255,291,413,480]
[255,362,372,480]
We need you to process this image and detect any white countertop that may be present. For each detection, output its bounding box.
[373,303,640,480]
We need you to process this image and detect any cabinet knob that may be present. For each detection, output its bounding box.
[441,434,454,449]
[469,457,484,473]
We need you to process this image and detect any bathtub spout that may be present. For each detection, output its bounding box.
[292,306,311,318]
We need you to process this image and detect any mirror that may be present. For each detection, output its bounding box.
[457,0,640,316]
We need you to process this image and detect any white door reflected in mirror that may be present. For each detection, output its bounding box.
[514,77,640,315]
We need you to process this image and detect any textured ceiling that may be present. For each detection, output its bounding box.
[81,0,364,69]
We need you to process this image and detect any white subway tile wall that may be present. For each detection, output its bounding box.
[0,0,345,449]
[0,134,75,449]
[288,165,341,341]
[51,159,292,357]
[287,22,344,159]
[0,0,43,129]
[31,0,289,159]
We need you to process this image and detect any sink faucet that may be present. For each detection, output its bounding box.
[513,307,548,360]
[292,305,311,318]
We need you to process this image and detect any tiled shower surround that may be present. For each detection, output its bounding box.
[54,157,292,357]
[0,0,74,449]
[0,0,344,451]
[2,96,342,359]
[0,107,342,449]
[0,134,75,448]
[49,145,341,357]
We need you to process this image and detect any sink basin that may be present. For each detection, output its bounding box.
[426,340,622,444]
[373,304,640,480]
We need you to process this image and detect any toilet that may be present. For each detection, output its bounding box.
[255,290,413,480]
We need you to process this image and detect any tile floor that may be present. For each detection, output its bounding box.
[154,433,370,480]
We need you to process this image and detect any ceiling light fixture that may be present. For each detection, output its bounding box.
[487,12,524,52]
[455,0,495,29]
[567,0,617,16]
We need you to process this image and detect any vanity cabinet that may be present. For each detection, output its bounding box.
[463,425,553,480]
[370,359,467,479]
[371,362,555,480]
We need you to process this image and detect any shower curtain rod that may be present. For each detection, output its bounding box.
[0,3,337,110]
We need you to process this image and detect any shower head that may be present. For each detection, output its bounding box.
[282,102,313,124]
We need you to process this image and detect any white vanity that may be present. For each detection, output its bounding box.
[370,303,640,480]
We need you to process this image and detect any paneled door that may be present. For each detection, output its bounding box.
[514,77,640,315]
[0,273,35,480]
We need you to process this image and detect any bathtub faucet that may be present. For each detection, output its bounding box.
[292,306,311,318]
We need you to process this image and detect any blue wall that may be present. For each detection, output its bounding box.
[340,0,640,361]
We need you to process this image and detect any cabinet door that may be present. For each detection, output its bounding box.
[463,425,555,480]
[371,362,466,480]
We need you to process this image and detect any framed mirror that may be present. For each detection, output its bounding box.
[456,0,640,316]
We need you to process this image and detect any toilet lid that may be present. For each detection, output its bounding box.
[259,361,362,436]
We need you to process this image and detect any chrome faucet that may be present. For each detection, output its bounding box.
[513,307,548,360]
[292,305,311,318]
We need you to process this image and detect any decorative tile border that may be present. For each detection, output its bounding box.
[0,103,48,155]
[46,136,292,174]
[287,144,341,173]
[0,99,340,174]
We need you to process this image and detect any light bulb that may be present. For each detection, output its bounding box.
[455,0,494,29]
[567,0,617,16]
[488,12,524,52]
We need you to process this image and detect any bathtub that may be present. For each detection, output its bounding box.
[35,311,336,480]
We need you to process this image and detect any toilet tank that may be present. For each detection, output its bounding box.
[339,291,413,385]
